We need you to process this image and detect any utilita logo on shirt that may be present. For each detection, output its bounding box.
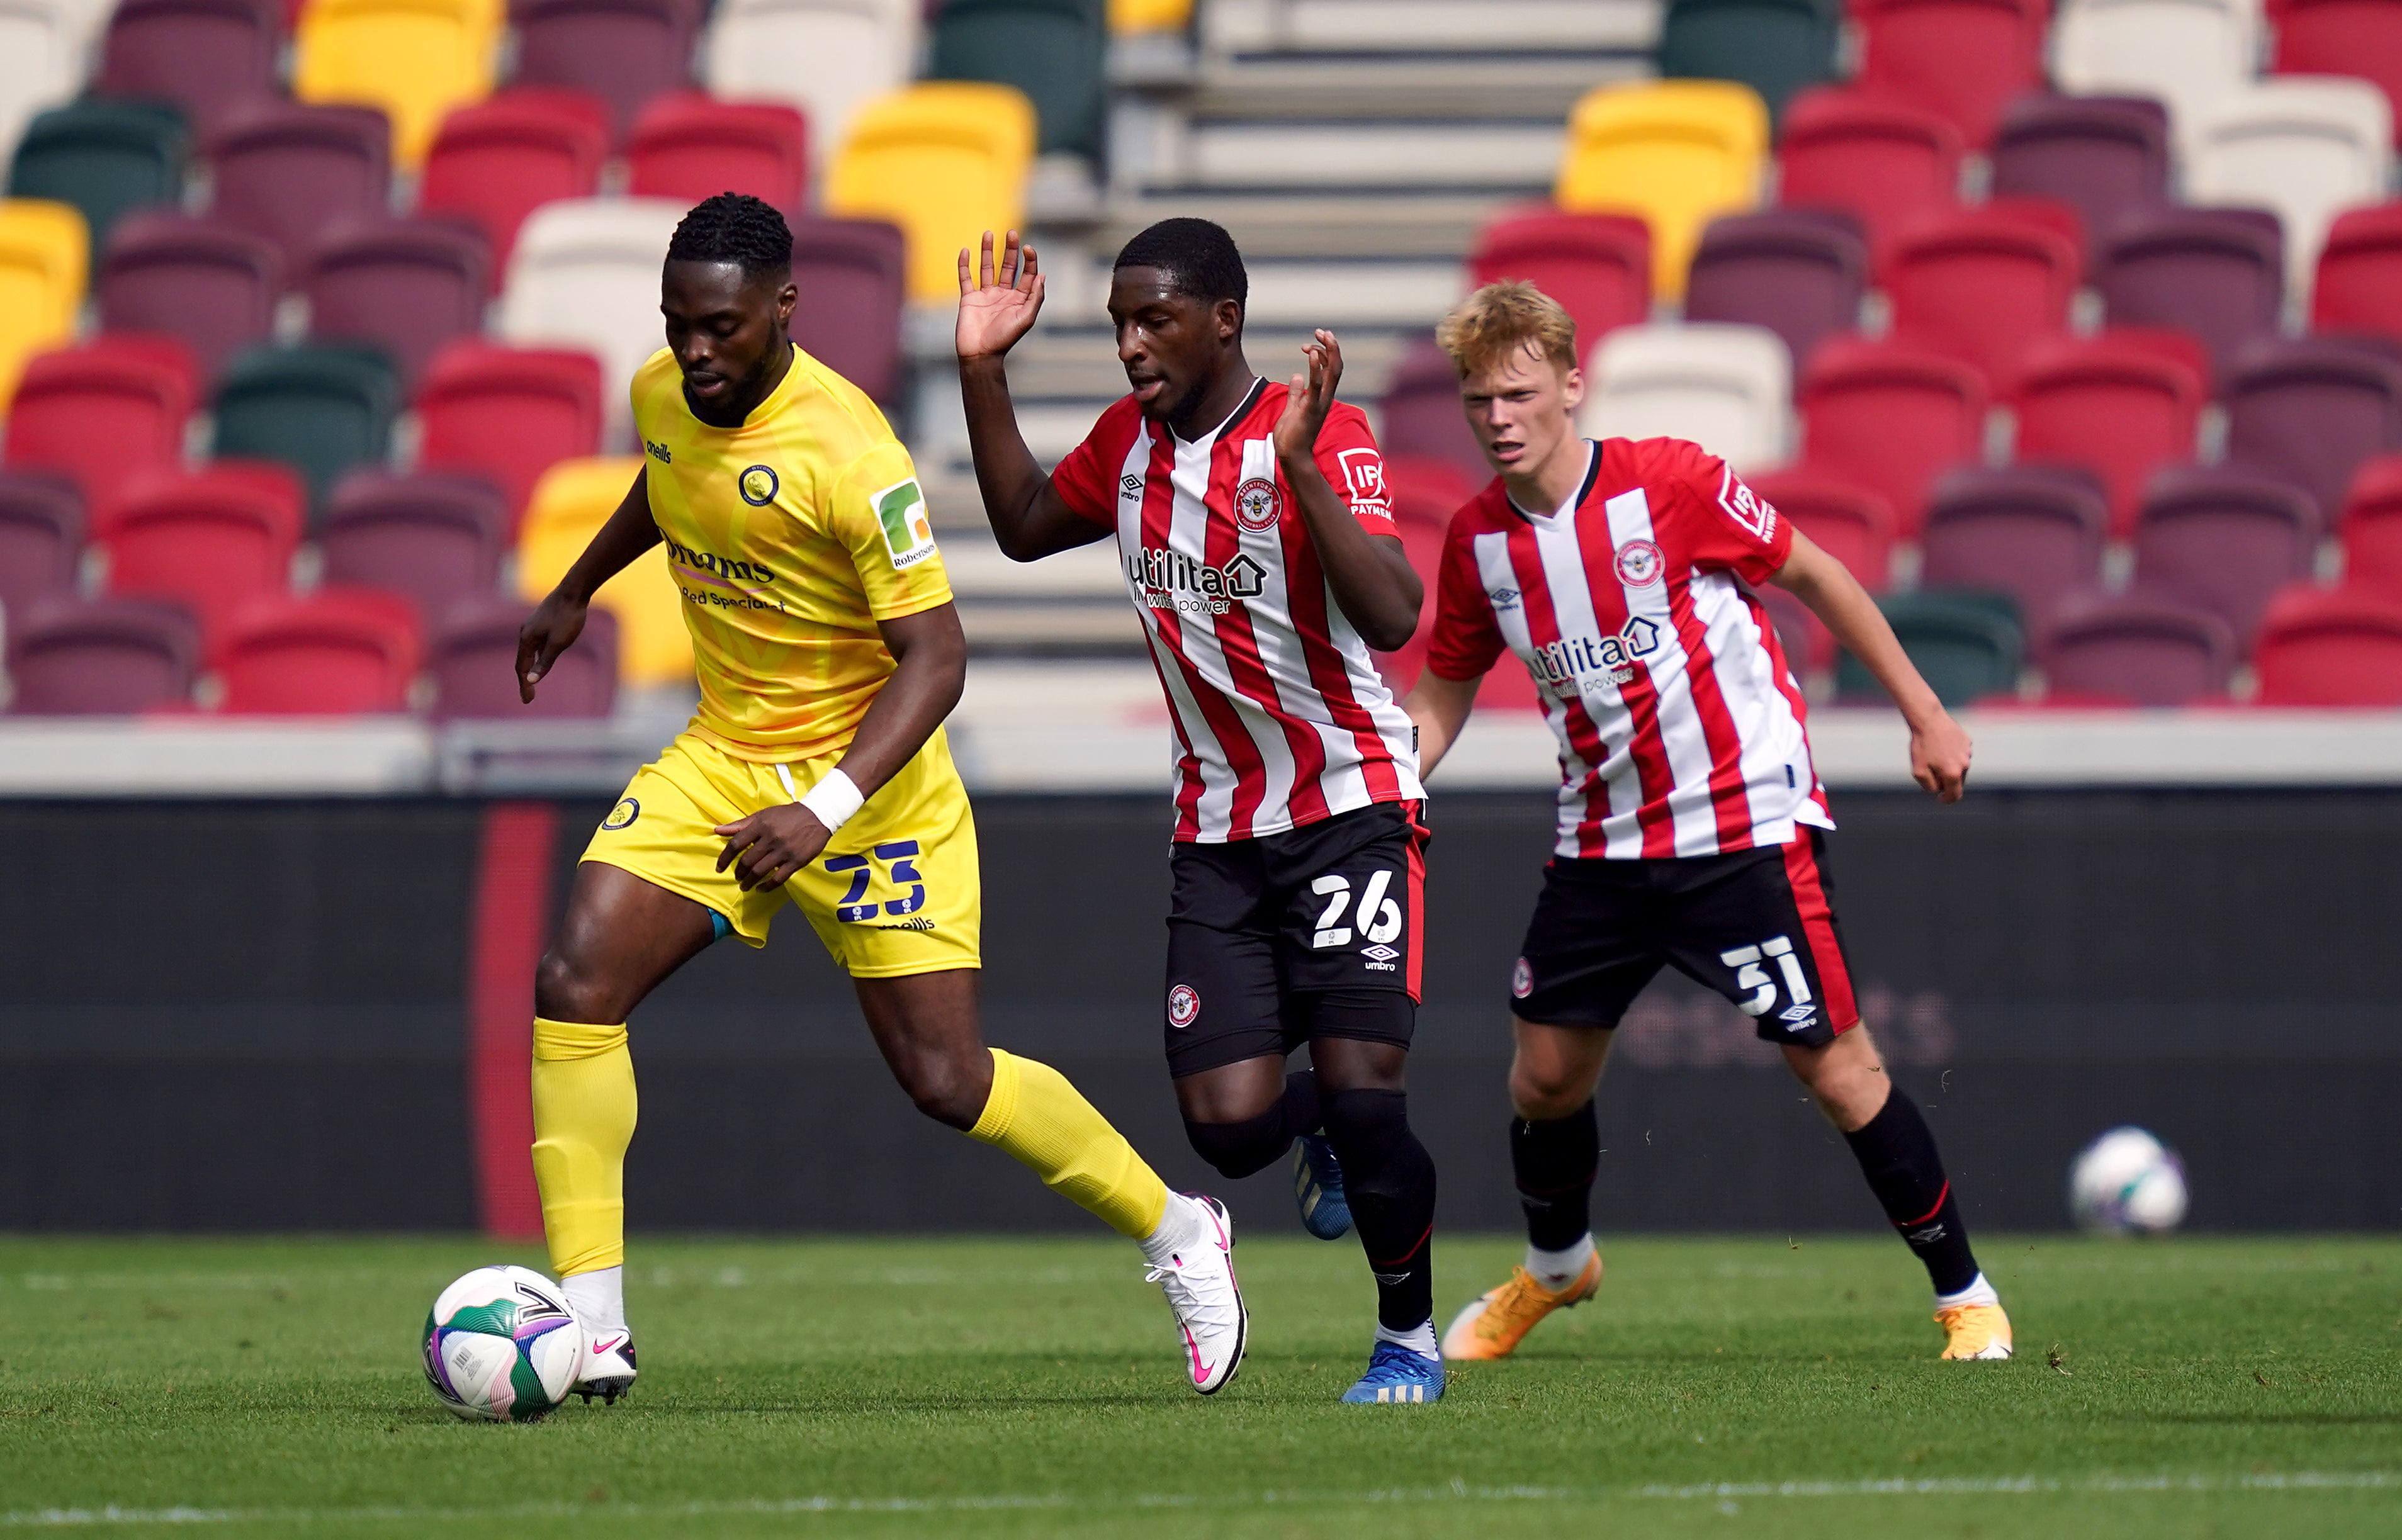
[1127,546,1266,615]
[1529,615,1666,690]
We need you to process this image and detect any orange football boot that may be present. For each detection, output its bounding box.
[1440,1252,1603,1361]
[1936,1301,2013,1360]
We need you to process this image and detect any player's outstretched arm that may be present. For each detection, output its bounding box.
[515,465,659,702]
[955,230,1110,563]
[1273,330,1422,651]
[1772,531,1973,801]
[1400,670,1480,778]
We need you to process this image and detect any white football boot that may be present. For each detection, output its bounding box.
[1144,1193,1248,1394]
[573,1330,638,1404]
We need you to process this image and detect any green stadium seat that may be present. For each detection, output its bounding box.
[1835,589,2024,705]
[6,101,189,250]
[208,344,399,512]
[929,0,1106,161]
[1655,0,1839,126]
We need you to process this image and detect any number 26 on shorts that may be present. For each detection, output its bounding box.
[1310,869,1403,950]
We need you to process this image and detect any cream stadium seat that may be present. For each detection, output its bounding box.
[702,0,918,172]
[0,198,87,408]
[1578,322,1794,473]
[2051,0,2257,147]
[825,82,1035,302]
[497,196,685,445]
[294,0,502,168]
[0,0,83,166]
[516,454,695,685]
[1554,80,1768,300]
[2187,77,2394,298]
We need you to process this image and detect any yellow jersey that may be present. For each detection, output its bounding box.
[630,344,952,762]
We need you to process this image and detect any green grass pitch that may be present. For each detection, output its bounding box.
[2,1233,2398,1537]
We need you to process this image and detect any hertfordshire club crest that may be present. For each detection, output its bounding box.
[1167,984,1201,1028]
[1234,476,1282,532]
[1615,538,1664,587]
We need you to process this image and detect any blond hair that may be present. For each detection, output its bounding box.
[1436,281,1579,378]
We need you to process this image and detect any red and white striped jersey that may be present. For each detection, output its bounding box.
[1052,379,1424,843]
[1426,436,1832,860]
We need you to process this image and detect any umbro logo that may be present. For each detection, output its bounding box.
[1120,473,1145,495]
[1361,943,1399,962]
[1778,1003,1818,1023]
[1487,588,1521,610]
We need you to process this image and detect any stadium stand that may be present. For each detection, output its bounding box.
[1579,321,1791,471]
[1554,79,1767,298]
[497,196,684,444]
[826,82,1037,302]
[1109,0,1185,29]
[1377,337,1490,485]
[2051,0,2257,140]
[0,469,82,630]
[1851,0,2043,149]
[514,455,693,685]
[2007,331,2209,534]
[96,0,281,140]
[1749,467,1897,588]
[2273,0,2402,143]
[702,0,918,172]
[1465,210,1652,358]
[2252,581,2402,704]
[626,95,811,218]
[2092,206,2284,377]
[1988,94,2171,246]
[418,91,612,288]
[293,0,500,167]
[509,0,695,140]
[0,0,82,169]
[94,213,281,383]
[0,198,84,408]
[1837,590,2026,705]
[208,344,401,512]
[1773,87,1961,257]
[412,340,606,524]
[1683,209,1868,370]
[203,103,393,269]
[1653,0,1839,125]
[1880,202,2081,384]
[6,102,188,253]
[2132,464,2322,648]
[929,0,1108,162]
[2185,78,2394,296]
[316,469,509,626]
[427,595,617,716]
[2221,336,2402,524]
[302,219,492,390]
[2,337,199,514]
[1917,465,2110,632]
[2038,592,2238,705]
[4,593,203,713]
[213,587,422,714]
[2338,452,2402,592]
[788,216,908,404]
[2309,201,2402,344]
[96,463,305,641]
[1794,335,1987,534]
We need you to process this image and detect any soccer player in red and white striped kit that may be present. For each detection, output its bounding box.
[955,220,1448,1403]
[1406,281,2013,1363]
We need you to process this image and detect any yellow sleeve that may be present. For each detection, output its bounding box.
[829,440,954,622]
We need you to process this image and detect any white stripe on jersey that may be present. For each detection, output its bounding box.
[1601,487,1724,858]
[1117,426,1239,825]
[1691,571,1815,845]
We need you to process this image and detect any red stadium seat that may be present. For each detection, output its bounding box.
[4,594,203,714]
[2272,0,2402,145]
[204,102,393,269]
[2,337,198,513]
[413,341,606,526]
[303,218,492,390]
[2311,201,2402,345]
[1852,0,2044,149]
[2007,331,2207,536]
[2252,582,2402,704]
[509,0,695,140]
[2223,336,2402,525]
[1384,454,1479,531]
[317,468,508,627]
[1775,87,1962,256]
[2038,591,2236,706]
[1919,464,2109,630]
[1748,468,1896,587]
[1378,336,1487,487]
[96,463,305,641]
[1465,210,1652,357]
[2339,452,2402,593]
[627,93,808,218]
[0,470,85,632]
[96,212,285,385]
[2133,465,2321,647]
[428,595,617,717]
[1795,335,1988,534]
[1883,203,2082,383]
[419,91,611,288]
[213,587,422,714]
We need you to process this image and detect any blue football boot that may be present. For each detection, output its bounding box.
[1292,1132,1352,1240]
[1339,1339,1445,1404]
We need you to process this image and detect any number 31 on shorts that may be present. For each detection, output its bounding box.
[1310,869,1403,950]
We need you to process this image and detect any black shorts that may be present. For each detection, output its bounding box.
[1163,801,1427,1078]
[1510,829,1859,1048]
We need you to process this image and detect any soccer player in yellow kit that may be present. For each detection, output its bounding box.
[513,194,1248,1403]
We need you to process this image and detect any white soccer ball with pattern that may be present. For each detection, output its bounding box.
[2070,1127,2188,1235]
[422,1265,583,1422]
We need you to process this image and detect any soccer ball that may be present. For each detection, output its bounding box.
[422,1265,583,1422]
[2070,1126,2189,1235]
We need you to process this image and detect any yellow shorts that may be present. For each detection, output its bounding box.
[582,728,981,977]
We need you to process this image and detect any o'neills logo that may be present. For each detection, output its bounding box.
[1530,615,1665,689]
[1127,546,1266,616]
[665,537,775,585]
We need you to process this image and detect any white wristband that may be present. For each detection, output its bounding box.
[796,767,865,833]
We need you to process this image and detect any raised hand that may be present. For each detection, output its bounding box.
[514,590,589,704]
[1273,329,1345,463]
[956,230,1046,362]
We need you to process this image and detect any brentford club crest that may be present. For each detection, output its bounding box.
[1168,984,1201,1028]
[1234,476,1282,531]
[1511,958,1533,999]
[1615,538,1664,587]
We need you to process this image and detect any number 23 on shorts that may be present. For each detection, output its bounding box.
[825,841,927,923]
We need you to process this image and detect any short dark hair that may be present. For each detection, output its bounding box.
[666,193,792,281]
[1114,217,1247,309]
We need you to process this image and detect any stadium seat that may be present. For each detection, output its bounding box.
[0,198,84,410]
[2185,79,2394,296]
[704,0,919,171]
[427,593,617,716]
[317,468,507,626]
[2,337,198,514]
[0,0,80,169]
[203,103,393,269]
[96,0,279,141]
[419,91,609,288]
[96,463,305,639]
[2052,0,2256,138]
[1773,87,1961,257]
[213,587,422,714]
[1919,465,2110,629]
[1852,0,2044,148]
[2274,0,2402,144]
[2132,463,2321,645]
[208,344,401,512]
[1654,0,1839,126]
[1881,203,2081,383]
[1835,590,2024,705]
[2309,202,2402,346]
[930,0,1107,162]
[2338,451,2402,593]
[509,0,694,140]
[6,102,189,253]
[2007,332,2208,535]
[627,94,809,218]
[787,216,906,405]
[1464,210,1652,357]
[1747,468,1896,587]
[1553,80,1768,298]
[413,340,606,524]
[1579,322,1792,471]
[1757,580,1833,673]
[1683,209,1868,370]
[2092,206,2284,378]
[825,82,1037,302]
[0,469,82,630]
[293,0,499,168]
[497,196,683,444]
[515,454,693,685]
[94,213,281,384]
[4,593,203,713]
[1795,336,1988,535]
[1988,94,2172,245]
[302,218,491,390]
[1377,338,1487,490]
[2038,592,2237,705]
[2222,336,2402,523]
[2252,581,2402,703]
[1109,0,1185,28]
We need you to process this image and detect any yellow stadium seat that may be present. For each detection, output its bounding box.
[825,82,1036,301]
[1555,80,1769,299]
[294,0,499,168]
[1110,0,1190,30]
[516,456,696,687]
[0,198,86,410]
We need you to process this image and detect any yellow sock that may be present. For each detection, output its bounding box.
[967,1048,1170,1239]
[529,1018,636,1278]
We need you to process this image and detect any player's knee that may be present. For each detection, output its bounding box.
[1183,1106,1288,1180]
[1508,1060,1589,1121]
[533,949,619,1026]
[894,1051,987,1131]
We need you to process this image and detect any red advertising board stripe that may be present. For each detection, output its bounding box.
[466,801,557,1241]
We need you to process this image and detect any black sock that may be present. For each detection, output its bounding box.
[1321,1087,1436,1334]
[1843,1086,1981,1296]
[1511,1099,1599,1252]
[1181,1069,1322,1180]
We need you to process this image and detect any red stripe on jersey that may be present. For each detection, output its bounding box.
[1136,427,1236,843]
[1401,799,1427,1002]
[1511,523,1618,858]
[1278,496,1404,809]
[1781,833,1859,1030]
[1661,559,1762,853]
[1571,505,1678,858]
[1200,430,1328,833]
